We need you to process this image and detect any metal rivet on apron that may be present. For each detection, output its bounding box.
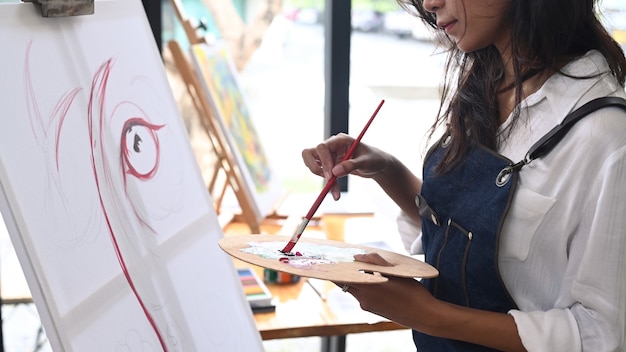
[468,232,473,240]
[431,214,439,225]
[496,167,513,187]
[416,194,440,226]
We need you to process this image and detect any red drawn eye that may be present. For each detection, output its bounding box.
[121,117,164,179]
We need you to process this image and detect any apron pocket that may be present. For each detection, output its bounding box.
[433,219,473,307]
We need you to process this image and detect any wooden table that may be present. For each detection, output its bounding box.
[224,215,411,352]
[255,275,407,337]
[254,275,407,352]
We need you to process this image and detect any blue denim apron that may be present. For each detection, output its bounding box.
[412,97,626,351]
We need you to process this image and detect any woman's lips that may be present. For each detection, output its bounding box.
[438,20,457,34]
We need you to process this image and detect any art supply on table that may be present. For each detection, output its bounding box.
[237,268,276,313]
[280,99,385,254]
[263,268,301,284]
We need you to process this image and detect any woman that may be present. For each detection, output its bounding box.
[301,0,626,351]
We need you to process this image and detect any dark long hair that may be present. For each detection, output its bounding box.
[398,0,626,173]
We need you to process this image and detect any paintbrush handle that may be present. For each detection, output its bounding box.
[281,99,385,253]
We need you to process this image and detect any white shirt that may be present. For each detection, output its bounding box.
[399,50,626,351]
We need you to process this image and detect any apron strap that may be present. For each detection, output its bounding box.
[527,96,626,161]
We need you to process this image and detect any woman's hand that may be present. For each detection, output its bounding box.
[338,253,440,332]
[301,133,393,200]
[338,253,526,351]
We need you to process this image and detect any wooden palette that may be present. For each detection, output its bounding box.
[219,234,438,284]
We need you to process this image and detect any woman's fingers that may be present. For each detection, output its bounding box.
[315,141,338,180]
[301,133,356,179]
[301,148,324,177]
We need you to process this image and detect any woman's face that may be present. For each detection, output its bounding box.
[422,0,511,53]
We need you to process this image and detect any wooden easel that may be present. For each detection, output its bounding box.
[169,0,205,46]
[166,0,296,233]
[166,0,376,234]
[167,39,266,233]
[167,0,264,232]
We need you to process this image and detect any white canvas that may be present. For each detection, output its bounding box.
[0,1,263,351]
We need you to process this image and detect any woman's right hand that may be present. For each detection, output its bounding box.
[301,133,393,200]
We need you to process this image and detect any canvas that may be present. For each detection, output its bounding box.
[189,42,285,224]
[0,1,263,351]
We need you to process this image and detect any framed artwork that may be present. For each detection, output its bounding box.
[0,1,263,351]
[189,42,285,224]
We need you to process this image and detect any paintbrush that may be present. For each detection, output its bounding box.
[280,99,385,254]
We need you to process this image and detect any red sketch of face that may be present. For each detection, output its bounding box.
[88,58,175,351]
[25,40,182,351]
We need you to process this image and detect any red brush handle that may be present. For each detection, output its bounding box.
[281,99,385,253]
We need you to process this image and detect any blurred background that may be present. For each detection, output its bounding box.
[1,0,625,351]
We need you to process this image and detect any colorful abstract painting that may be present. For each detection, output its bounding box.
[190,43,284,221]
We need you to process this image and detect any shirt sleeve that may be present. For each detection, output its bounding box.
[511,145,626,351]
[508,309,581,351]
[396,210,423,254]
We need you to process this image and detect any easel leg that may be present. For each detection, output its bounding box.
[321,335,346,352]
[33,323,46,352]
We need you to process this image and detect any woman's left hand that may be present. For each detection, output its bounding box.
[339,253,526,351]
[338,253,440,332]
